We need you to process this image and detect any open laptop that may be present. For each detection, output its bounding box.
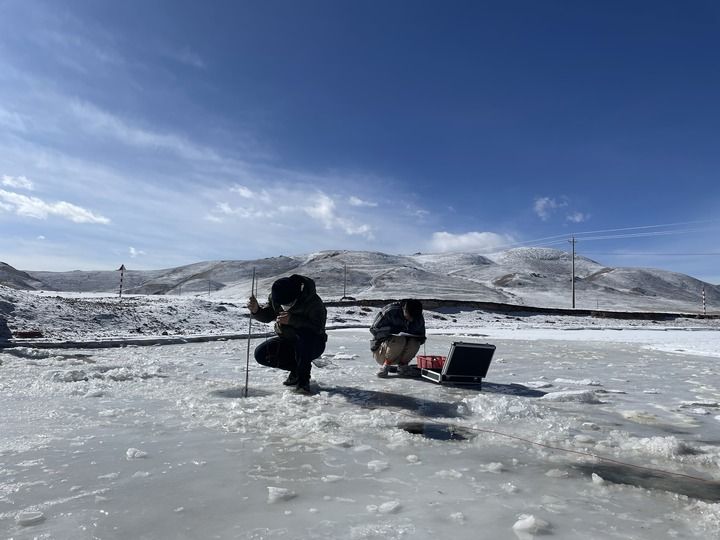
[420,342,496,387]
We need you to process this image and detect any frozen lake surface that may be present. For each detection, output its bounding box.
[2,327,720,539]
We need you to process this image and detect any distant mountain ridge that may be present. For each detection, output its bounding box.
[3,248,719,313]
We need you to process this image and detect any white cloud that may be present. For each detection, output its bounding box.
[210,201,273,219]
[231,185,254,198]
[304,193,373,238]
[2,174,34,190]
[305,193,336,229]
[566,211,590,223]
[0,106,27,132]
[533,196,567,221]
[230,184,271,203]
[37,235,46,240]
[207,188,374,239]
[217,202,234,215]
[69,101,221,162]
[129,246,145,258]
[0,189,110,224]
[429,231,514,253]
[349,196,378,207]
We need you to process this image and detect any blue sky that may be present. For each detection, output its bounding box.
[1,1,719,283]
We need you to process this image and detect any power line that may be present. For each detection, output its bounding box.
[482,219,720,254]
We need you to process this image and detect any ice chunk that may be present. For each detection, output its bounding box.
[555,378,602,386]
[15,510,45,526]
[321,475,343,483]
[332,353,358,360]
[591,473,605,485]
[479,462,504,473]
[267,486,297,503]
[50,369,88,382]
[680,400,719,408]
[541,390,602,403]
[126,448,148,459]
[525,381,553,389]
[449,512,465,523]
[367,460,389,472]
[512,514,551,536]
[435,469,463,479]
[378,500,401,514]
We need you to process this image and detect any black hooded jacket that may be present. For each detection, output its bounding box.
[252,274,327,341]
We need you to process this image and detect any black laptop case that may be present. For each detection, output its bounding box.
[420,342,495,385]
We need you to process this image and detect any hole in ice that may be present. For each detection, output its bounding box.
[574,463,720,502]
[210,387,273,398]
[398,421,477,441]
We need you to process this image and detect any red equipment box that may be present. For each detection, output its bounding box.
[416,355,446,370]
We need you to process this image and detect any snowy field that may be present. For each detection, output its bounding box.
[2,321,720,539]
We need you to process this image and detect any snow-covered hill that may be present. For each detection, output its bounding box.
[0,262,45,290]
[3,248,719,313]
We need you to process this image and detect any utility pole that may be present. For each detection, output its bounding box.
[569,236,576,309]
[117,264,125,299]
[702,286,706,316]
[343,264,347,299]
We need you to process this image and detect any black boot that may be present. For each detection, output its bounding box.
[294,378,312,395]
[283,372,299,386]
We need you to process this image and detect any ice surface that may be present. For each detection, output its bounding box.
[1,313,720,538]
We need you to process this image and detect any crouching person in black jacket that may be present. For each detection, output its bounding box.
[248,275,327,394]
[370,299,426,378]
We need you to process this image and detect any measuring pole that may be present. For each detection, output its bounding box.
[569,237,576,309]
[702,286,706,316]
[343,264,347,299]
[117,264,126,299]
[244,268,256,398]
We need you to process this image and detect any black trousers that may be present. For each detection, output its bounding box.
[254,331,326,384]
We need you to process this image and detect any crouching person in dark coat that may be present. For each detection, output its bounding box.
[370,299,426,378]
[248,275,327,394]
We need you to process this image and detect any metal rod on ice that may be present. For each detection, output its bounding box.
[244,268,256,398]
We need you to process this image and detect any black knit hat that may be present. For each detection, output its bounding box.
[271,276,302,305]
